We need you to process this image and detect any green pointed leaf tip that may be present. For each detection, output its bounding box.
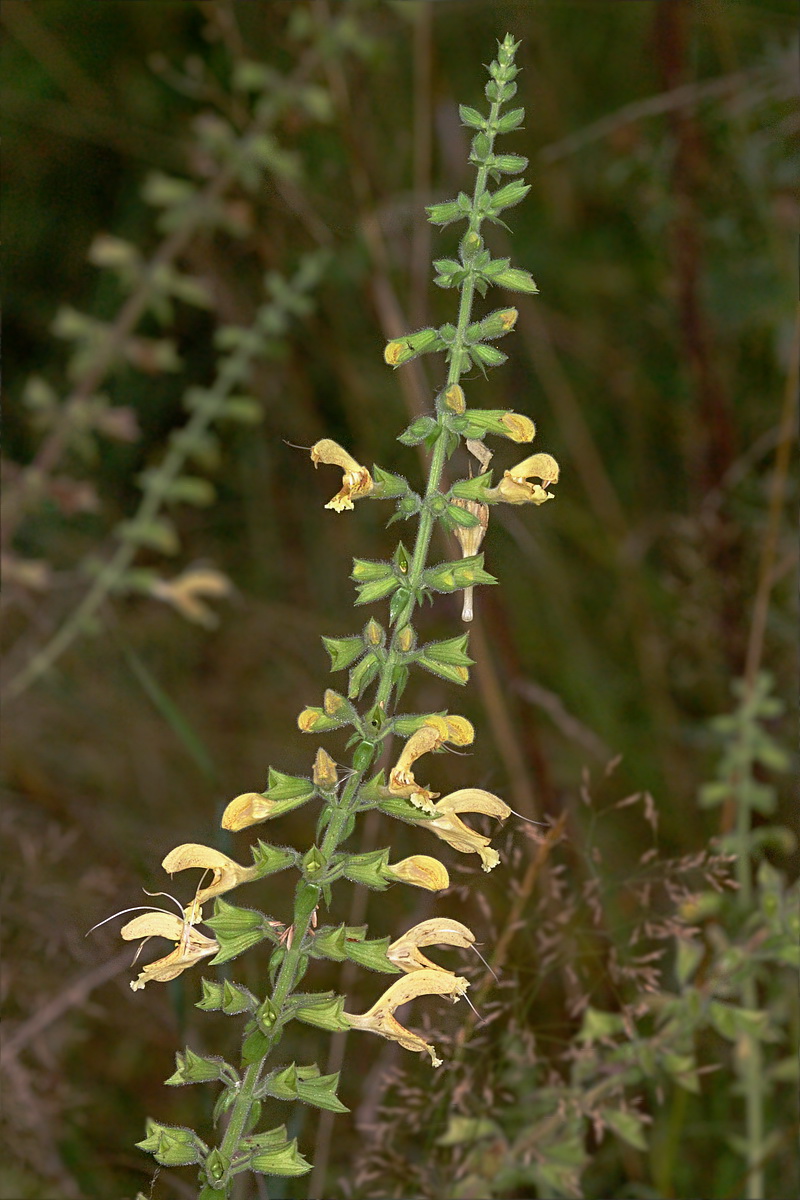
[372,463,410,497]
[348,651,381,699]
[136,1120,206,1167]
[165,1047,230,1086]
[264,767,316,802]
[250,840,297,875]
[340,846,392,889]
[351,557,394,581]
[221,979,258,1015]
[251,1140,312,1177]
[355,575,401,606]
[322,635,364,671]
[459,104,487,130]
[293,992,350,1031]
[451,471,493,501]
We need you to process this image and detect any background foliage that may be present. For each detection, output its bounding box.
[2,2,797,1198]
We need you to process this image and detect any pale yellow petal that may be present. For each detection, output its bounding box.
[386,855,450,891]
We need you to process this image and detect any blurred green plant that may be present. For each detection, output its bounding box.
[348,674,797,1200]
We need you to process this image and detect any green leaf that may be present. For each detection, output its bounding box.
[348,651,381,699]
[709,1001,769,1042]
[603,1108,648,1152]
[494,106,525,133]
[446,503,481,529]
[487,264,538,293]
[398,415,439,446]
[117,517,179,555]
[416,655,470,687]
[469,343,508,368]
[354,575,401,606]
[459,104,487,130]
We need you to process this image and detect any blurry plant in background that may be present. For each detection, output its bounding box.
[1,2,796,1199]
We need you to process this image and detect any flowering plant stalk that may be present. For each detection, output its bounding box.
[119,34,559,1198]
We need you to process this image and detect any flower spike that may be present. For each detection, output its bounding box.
[344,968,470,1067]
[310,438,374,512]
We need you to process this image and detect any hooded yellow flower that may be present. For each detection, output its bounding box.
[161,843,261,906]
[344,968,469,1067]
[488,452,559,505]
[385,855,450,892]
[422,788,511,872]
[387,917,476,974]
[121,911,218,991]
[310,439,373,512]
[386,717,475,808]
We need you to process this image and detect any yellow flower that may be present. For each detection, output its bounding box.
[120,911,218,991]
[385,855,450,891]
[388,917,475,974]
[422,788,511,872]
[344,968,469,1067]
[161,843,261,906]
[386,725,443,808]
[386,716,475,808]
[499,412,535,442]
[221,792,279,832]
[310,438,373,512]
[489,452,560,505]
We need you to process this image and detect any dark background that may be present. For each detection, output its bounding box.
[2,2,797,1198]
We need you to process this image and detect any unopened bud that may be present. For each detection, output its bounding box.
[313,748,339,790]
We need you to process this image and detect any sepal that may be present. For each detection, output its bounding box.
[422,553,497,593]
[398,415,439,447]
[263,1064,349,1113]
[291,991,350,1031]
[136,1119,207,1167]
[321,635,364,671]
[372,463,411,498]
[450,472,494,502]
[339,847,391,889]
[165,1048,237,1087]
[205,899,274,965]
